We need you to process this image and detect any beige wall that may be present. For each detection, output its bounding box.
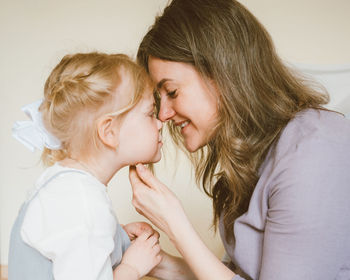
[1,0,349,265]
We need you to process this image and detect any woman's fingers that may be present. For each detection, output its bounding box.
[129,165,163,210]
[129,166,149,210]
[135,163,163,191]
[128,164,184,235]
[152,230,160,240]
[129,166,146,190]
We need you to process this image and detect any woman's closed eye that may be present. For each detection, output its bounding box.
[167,89,178,98]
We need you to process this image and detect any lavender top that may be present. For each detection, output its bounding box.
[219,109,350,280]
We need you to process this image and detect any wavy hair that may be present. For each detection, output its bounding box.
[137,0,329,241]
[40,52,150,166]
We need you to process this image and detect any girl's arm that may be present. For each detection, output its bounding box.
[129,165,235,280]
[113,264,139,280]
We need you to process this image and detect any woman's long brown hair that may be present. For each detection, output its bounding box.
[137,0,329,242]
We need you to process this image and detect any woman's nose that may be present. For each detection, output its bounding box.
[158,98,175,122]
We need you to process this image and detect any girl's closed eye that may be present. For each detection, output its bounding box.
[149,110,157,118]
[148,105,157,118]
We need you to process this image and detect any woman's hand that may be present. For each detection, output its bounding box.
[128,164,188,240]
[129,164,235,280]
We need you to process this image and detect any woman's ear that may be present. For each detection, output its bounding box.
[97,116,119,150]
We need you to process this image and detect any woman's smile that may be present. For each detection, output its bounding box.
[148,57,219,152]
[174,120,190,132]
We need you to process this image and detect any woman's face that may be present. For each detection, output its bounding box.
[148,57,219,152]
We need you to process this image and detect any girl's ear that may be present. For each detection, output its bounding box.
[97,116,119,149]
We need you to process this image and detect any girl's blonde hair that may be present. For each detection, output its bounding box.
[138,0,329,241]
[40,52,151,166]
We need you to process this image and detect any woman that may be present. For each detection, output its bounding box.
[128,0,350,279]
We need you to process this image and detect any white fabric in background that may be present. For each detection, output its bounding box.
[291,63,350,115]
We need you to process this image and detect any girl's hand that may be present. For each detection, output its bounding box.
[128,164,188,240]
[122,222,159,241]
[120,230,162,278]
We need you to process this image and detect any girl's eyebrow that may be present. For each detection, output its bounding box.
[146,102,156,111]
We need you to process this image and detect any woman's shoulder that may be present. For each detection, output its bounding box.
[275,108,350,157]
[258,108,350,196]
[261,108,350,197]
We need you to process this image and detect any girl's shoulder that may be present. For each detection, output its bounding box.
[21,163,117,249]
[32,163,107,201]
[24,163,113,230]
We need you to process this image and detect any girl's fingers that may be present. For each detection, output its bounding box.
[153,244,161,254]
[147,235,159,246]
[137,230,153,241]
[123,222,155,240]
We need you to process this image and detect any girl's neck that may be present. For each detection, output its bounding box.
[59,156,122,186]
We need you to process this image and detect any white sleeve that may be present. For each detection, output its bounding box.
[21,174,117,280]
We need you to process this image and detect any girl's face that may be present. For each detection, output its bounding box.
[117,90,163,165]
[148,57,219,152]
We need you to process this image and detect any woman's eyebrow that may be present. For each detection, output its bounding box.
[156,78,172,89]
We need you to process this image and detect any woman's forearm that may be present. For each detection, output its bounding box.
[169,218,235,280]
[149,251,196,280]
[129,166,235,279]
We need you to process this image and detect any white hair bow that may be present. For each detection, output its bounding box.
[12,99,62,152]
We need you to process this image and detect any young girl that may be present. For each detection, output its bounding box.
[9,52,163,280]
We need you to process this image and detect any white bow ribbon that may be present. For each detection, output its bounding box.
[12,99,62,152]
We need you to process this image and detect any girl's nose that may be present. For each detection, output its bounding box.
[158,99,176,122]
[157,118,163,130]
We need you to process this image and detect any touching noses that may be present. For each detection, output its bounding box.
[158,98,176,122]
[157,118,163,130]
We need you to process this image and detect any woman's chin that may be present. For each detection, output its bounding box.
[184,130,215,153]
[184,141,200,153]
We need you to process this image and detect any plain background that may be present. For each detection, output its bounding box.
[1,0,350,267]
